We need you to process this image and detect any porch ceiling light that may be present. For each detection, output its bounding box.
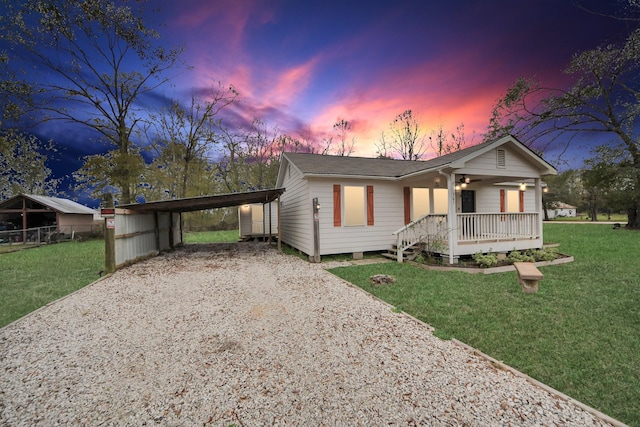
[455,184,461,191]
[520,182,527,191]
[459,175,470,184]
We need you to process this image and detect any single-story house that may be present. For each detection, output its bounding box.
[275,135,557,263]
[238,202,279,240]
[547,202,577,219]
[0,193,98,242]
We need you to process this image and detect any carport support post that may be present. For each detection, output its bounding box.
[311,197,321,263]
[104,217,116,274]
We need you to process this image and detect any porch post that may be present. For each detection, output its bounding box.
[535,178,542,240]
[447,173,456,264]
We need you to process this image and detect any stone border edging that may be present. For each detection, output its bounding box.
[451,339,629,427]
[326,270,628,427]
[409,255,575,275]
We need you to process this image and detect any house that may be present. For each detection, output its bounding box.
[238,202,279,240]
[275,135,557,264]
[547,202,577,219]
[0,193,98,243]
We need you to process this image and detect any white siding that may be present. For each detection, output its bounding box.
[310,178,405,255]
[466,184,536,213]
[239,203,279,237]
[458,146,540,178]
[114,213,157,267]
[279,164,313,255]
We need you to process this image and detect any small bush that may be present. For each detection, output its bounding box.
[472,251,499,268]
[507,250,535,263]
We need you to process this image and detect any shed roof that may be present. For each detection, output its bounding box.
[118,188,285,213]
[0,194,97,215]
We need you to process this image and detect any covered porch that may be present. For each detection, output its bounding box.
[394,169,546,263]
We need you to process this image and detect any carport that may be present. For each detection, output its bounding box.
[102,188,285,273]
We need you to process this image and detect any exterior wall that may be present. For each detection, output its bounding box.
[113,210,182,268]
[239,203,279,237]
[279,163,313,255]
[115,212,157,267]
[473,184,536,213]
[310,178,405,255]
[57,214,95,233]
[458,145,540,178]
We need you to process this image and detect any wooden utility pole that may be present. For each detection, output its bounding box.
[312,197,321,263]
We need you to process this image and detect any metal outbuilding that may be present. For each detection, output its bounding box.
[0,193,98,243]
[103,189,285,272]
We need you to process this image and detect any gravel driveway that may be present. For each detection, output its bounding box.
[0,242,615,426]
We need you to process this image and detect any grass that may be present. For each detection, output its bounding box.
[548,212,628,222]
[0,240,104,328]
[183,229,239,243]
[329,224,639,426]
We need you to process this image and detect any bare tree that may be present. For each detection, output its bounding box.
[147,82,238,199]
[378,110,426,160]
[485,25,640,227]
[2,0,184,203]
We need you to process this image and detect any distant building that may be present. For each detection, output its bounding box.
[547,202,577,219]
[0,194,98,242]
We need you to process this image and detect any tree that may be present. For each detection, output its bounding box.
[326,119,356,156]
[485,26,640,228]
[2,0,184,204]
[430,121,468,157]
[0,130,59,199]
[146,82,238,199]
[377,110,426,160]
[582,144,634,220]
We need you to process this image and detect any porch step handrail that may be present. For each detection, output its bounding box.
[392,214,449,262]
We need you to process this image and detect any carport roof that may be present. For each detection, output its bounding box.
[117,188,285,213]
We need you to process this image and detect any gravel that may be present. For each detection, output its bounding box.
[0,242,615,426]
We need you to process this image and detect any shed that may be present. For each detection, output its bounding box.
[0,193,98,243]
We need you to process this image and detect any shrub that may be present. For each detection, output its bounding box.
[506,250,535,263]
[472,251,499,268]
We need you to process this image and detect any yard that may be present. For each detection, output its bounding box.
[329,223,639,426]
[0,225,637,425]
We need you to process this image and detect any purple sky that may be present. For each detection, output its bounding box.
[147,0,627,165]
[4,0,633,204]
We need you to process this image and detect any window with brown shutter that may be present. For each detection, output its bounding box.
[366,185,374,226]
[403,187,411,224]
[333,185,341,226]
[519,190,525,213]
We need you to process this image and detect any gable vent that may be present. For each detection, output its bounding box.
[497,149,506,168]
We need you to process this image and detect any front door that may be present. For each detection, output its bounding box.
[461,190,476,239]
[461,190,475,213]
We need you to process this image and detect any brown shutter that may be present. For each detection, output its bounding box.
[366,185,374,226]
[519,190,525,212]
[403,187,411,224]
[333,185,341,226]
[500,189,506,213]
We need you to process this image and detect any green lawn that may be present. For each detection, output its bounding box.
[329,223,639,426]
[0,240,104,328]
[183,229,239,243]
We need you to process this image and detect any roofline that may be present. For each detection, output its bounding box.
[118,188,286,213]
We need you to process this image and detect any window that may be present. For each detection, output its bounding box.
[344,186,365,226]
[412,188,430,219]
[433,188,449,214]
[503,190,524,213]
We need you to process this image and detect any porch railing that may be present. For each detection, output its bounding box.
[393,214,449,261]
[456,213,539,243]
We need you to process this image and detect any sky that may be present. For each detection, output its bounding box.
[145,0,628,163]
[4,0,635,202]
